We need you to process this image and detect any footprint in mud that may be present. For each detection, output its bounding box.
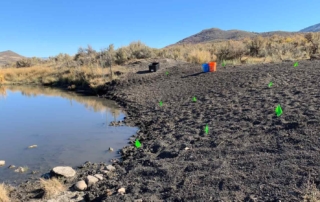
[157,150,179,159]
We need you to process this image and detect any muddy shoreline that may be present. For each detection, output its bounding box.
[6,59,320,201]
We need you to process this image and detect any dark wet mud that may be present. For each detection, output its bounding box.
[99,60,320,201]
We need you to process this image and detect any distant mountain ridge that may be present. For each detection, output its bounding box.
[170,23,320,46]
[174,28,257,45]
[0,50,25,66]
[300,23,320,32]
[170,28,298,46]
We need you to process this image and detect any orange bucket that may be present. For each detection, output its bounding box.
[208,62,216,72]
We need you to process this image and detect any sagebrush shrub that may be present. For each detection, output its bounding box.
[16,58,40,68]
[115,47,128,65]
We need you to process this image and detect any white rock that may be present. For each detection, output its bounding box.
[109,147,114,151]
[185,147,190,150]
[118,187,126,195]
[94,174,103,181]
[28,145,37,149]
[0,160,5,166]
[134,199,143,202]
[85,175,99,187]
[101,170,110,175]
[52,166,76,178]
[74,180,87,191]
[106,165,116,171]
[14,167,25,173]
[8,165,15,169]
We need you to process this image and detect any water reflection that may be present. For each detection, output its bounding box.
[4,85,121,120]
[0,86,6,99]
[0,85,137,185]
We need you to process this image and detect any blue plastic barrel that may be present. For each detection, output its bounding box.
[202,63,209,72]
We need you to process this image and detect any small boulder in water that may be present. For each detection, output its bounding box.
[110,159,119,163]
[0,160,5,167]
[14,167,27,173]
[109,147,114,151]
[28,145,37,149]
[8,165,15,169]
[109,121,124,127]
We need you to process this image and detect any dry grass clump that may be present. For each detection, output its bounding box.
[0,183,10,202]
[39,177,66,199]
[303,181,320,202]
[302,174,320,202]
[186,49,212,64]
[0,65,55,84]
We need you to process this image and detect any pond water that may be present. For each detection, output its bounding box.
[0,85,138,185]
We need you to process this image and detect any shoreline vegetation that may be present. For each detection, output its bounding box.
[0,33,320,201]
[0,32,319,91]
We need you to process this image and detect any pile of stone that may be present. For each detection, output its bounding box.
[109,120,125,126]
[73,164,125,195]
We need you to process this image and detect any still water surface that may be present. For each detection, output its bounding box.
[0,86,137,185]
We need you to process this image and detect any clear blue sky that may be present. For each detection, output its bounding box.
[1,0,319,57]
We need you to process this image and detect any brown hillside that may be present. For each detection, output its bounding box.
[170,28,297,46]
[0,50,25,66]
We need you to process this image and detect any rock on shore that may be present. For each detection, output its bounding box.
[51,166,76,178]
[74,180,87,191]
[85,175,99,187]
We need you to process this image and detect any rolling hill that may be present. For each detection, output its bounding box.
[300,23,320,32]
[169,28,297,46]
[175,28,257,44]
[0,50,25,66]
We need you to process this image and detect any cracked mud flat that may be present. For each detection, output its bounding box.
[8,59,320,201]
